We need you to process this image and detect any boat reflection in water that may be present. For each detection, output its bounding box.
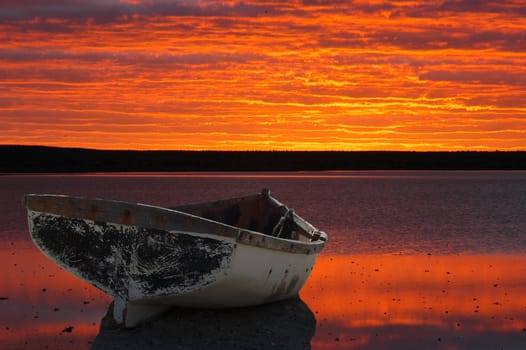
[90,296,316,350]
[301,254,526,349]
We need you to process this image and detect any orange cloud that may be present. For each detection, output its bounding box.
[1,1,525,150]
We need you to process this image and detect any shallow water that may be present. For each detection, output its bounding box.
[1,171,526,349]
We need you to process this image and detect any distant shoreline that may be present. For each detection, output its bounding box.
[1,145,526,172]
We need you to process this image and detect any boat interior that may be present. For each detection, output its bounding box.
[172,189,322,242]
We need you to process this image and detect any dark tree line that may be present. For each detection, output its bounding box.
[1,145,525,173]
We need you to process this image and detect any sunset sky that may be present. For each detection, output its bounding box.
[1,0,525,151]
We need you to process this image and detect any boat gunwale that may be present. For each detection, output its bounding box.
[24,193,327,255]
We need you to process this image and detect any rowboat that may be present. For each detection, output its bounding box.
[24,189,327,327]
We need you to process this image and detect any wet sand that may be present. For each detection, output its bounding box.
[3,245,526,349]
[90,297,315,350]
[91,254,526,350]
[3,247,526,349]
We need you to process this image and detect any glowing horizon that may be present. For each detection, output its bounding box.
[1,1,525,151]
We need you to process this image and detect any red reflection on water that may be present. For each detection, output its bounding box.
[0,242,111,350]
[301,254,526,349]
[3,241,526,349]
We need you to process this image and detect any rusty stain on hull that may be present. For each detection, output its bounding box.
[265,272,301,303]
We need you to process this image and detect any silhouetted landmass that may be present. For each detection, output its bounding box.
[1,145,525,173]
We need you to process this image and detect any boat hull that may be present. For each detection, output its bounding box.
[25,193,326,327]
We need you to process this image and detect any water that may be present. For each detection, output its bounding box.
[1,171,526,349]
